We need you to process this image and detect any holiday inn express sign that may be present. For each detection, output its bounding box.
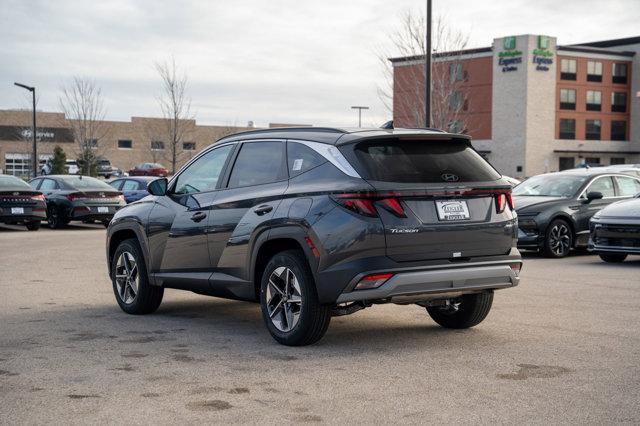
[498,36,522,72]
[498,35,554,73]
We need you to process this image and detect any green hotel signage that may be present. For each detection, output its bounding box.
[533,35,554,71]
[504,36,516,50]
[499,36,522,72]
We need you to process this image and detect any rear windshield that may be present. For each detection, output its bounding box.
[58,176,114,190]
[0,175,30,190]
[348,138,500,183]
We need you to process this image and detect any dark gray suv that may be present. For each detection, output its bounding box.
[106,127,522,346]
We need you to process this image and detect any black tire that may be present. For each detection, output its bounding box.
[260,250,331,346]
[25,220,41,231]
[111,238,163,314]
[47,206,67,229]
[599,253,627,263]
[426,291,494,329]
[102,220,110,228]
[543,218,573,258]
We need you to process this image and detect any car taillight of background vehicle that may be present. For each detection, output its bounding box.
[495,192,514,214]
[31,194,45,202]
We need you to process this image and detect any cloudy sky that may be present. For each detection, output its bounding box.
[1,0,638,128]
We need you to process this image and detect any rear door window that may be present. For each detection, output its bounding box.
[615,176,640,197]
[287,142,326,177]
[347,138,500,183]
[586,176,615,198]
[39,179,58,191]
[109,180,124,190]
[122,180,139,191]
[228,141,285,187]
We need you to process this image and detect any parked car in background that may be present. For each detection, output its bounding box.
[128,163,168,177]
[106,127,521,346]
[514,169,640,257]
[589,192,640,263]
[108,176,156,203]
[65,160,79,175]
[0,174,46,230]
[503,175,521,187]
[598,164,640,178]
[97,158,115,179]
[29,175,125,228]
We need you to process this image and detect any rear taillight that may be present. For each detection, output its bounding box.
[31,194,45,202]
[66,193,85,201]
[117,194,125,203]
[495,191,513,213]
[332,196,377,217]
[331,194,406,218]
[510,263,522,276]
[354,273,394,290]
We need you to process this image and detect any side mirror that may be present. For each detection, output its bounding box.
[585,191,603,202]
[147,178,168,196]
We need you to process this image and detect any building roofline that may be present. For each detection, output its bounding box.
[389,46,492,64]
[574,35,640,48]
[557,45,635,57]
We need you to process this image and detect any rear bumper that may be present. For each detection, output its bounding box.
[336,259,521,304]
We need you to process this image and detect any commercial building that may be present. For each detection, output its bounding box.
[0,109,259,176]
[391,35,640,177]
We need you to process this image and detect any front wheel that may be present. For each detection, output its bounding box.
[111,238,163,314]
[47,206,67,229]
[543,219,573,258]
[599,253,627,263]
[25,220,41,231]
[260,250,331,346]
[426,291,494,329]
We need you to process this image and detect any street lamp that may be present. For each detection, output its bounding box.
[14,82,37,177]
[424,0,432,128]
[350,106,369,128]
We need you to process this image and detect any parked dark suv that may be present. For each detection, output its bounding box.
[106,127,522,346]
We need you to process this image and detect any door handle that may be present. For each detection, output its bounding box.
[254,205,273,216]
[190,211,207,222]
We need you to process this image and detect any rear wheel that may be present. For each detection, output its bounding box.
[111,238,163,314]
[25,221,41,231]
[260,250,331,346]
[426,291,494,329]
[543,219,573,258]
[599,253,627,263]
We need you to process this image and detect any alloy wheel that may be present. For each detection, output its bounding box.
[549,223,571,256]
[115,251,139,304]
[266,266,303,332]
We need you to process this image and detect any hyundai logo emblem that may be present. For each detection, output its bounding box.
[441,173,459,182]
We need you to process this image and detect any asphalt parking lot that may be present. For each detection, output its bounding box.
[1,224,639,424]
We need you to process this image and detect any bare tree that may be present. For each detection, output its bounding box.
[154,57,195,174]
[59,77,110,175]
[377,11,472,132]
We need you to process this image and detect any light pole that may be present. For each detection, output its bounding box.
[14,82,37,177]
[350,106,369,128]
[424,0,432,128]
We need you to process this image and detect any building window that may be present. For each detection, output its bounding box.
[84,138,98,149]
[559,119,576,139]
[560,59,576,80]
[559,157,575,171]
[449,91,463,111]
[585,120,601,140]
[151,140,165,151]
[610,157,625,165]
[118,139,133,149]
[449,63,464,82]
[183,142,196,151]
[587,61,602,82]
[611,120,627,141]
[585,157,601,166]
[4,153,31,176]
[612,63,627,84]
[585,90,601,111]
[559,89,576,110]
[611,92,627,113]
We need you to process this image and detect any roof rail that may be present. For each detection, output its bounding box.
[216,126,348,142]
